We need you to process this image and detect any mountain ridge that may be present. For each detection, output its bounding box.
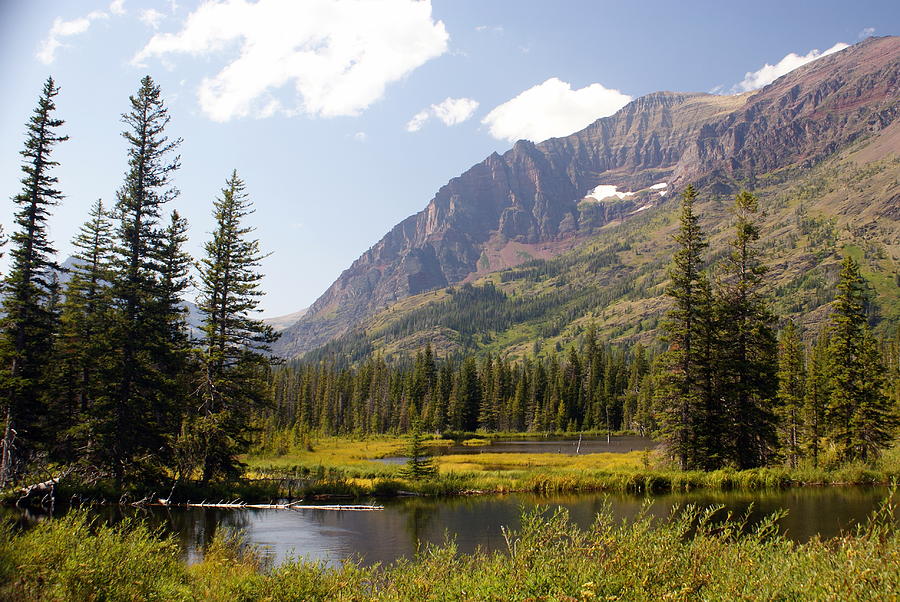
[274,36,900,359]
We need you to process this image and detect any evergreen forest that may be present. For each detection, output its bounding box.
[0,75,898,497]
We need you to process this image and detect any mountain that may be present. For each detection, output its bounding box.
[262,308,309,332]
[274,36,900,360]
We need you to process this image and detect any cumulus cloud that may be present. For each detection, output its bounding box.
[109,0,126,15]
[140,8,165,29]
[858,27,875,39]
[407,97,479,132]
[482,78,631,143]
[732,42,849,92]
[132,0,449,122]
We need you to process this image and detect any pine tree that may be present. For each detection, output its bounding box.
[0,77,67,487]
[851,330,896,461]
[57,200,114,457]
[803,331,829,467]
[59,200,113,414]
[657,185,710,470]
[776,320,805,468]
[450,357,480,432]
[97,75,183,481]
[716,191,778,468]
[826,256,896,462]
[154,210,193,441]
[399,420,437,480]
[192,170,279,482]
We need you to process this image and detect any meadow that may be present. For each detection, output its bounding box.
[243,434,900,499]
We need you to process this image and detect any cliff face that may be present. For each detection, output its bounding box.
[275,36,900,358]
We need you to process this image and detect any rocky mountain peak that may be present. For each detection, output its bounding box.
[273,37,900,358]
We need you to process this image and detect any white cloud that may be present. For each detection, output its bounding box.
[140,8,165,29]
[407,96,479,132]
[353,131,367,142]
[432,97,479,126]
[482,78,631,143]
[858,27,875,39]
[37,2,128,64]
[37,13,103,64]
[732,42,849,92]
[406,109,431,132]
[132,0,449,122]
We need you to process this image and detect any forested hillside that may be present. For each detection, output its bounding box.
[302,128,900,364]
[276,36,900,359]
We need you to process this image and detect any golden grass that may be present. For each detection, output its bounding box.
[243,435,452,476]
[435,451,645,473]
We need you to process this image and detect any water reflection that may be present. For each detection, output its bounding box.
[4,486,895,568]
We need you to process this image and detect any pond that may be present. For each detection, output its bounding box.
[11,485,892,568]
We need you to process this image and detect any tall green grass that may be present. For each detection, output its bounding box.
[2,490,898,600]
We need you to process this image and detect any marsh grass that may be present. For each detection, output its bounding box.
[2,489,898,600]
[242,436,900,499]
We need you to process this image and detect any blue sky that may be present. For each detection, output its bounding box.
[1,0,897,316]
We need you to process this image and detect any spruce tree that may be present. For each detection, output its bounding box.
[803,332,829,468]
[97,75,183,481]
[59,200,113,413]
[776,320,805,468]
[56,200,114,457]
[716,191,778,468]
[657,185,710,470]
[0,77,67,487]
[192,170,279,482]
[399,420,437,480]
[851,329,896,461]
[826,256,896,462]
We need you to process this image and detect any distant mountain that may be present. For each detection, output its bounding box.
[274,36,900,360]
[262,308,309,332]
[54,257,205,333]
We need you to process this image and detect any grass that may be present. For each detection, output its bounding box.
[2,492,898,600]
[242,435,900,499]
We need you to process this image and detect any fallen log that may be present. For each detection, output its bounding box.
[148,500,384,511]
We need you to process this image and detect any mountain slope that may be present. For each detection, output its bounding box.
[275,36,900,359]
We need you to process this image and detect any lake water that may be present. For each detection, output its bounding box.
[19,485,890,568]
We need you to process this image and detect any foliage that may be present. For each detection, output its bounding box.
[2,494,899,600]
[826,256,898,462]
[0,77,66,487]
[398,421,437,480]
[190,170,279,483]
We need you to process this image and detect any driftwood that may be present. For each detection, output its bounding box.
[150,499,384,511]
[18,477,59,498]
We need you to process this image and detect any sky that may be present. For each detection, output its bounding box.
[0,1,897,317]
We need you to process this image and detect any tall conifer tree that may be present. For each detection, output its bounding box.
[0,77,66,486]
[97,75,182,480]
[657,185,710,470]
[717,191,778,468]
[826,256,896,461]
[57,200,113,455]
[192,171,279,482]
[776,320,805,467]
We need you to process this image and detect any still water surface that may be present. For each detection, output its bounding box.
[44,485,893,567]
